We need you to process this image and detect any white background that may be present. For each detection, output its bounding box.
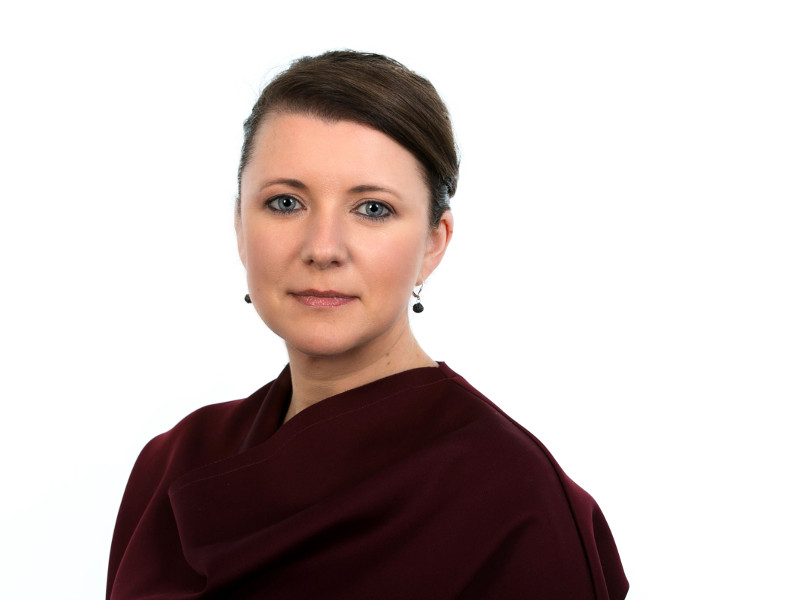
[1,1,798,598]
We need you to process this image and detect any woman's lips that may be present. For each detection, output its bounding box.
[290,290,357,307]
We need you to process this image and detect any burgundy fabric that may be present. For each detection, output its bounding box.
[107,363,628,599]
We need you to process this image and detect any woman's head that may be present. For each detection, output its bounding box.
[236,50,459,227]
[235,51,456,363]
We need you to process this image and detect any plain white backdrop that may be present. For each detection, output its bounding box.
[1,1,798,598]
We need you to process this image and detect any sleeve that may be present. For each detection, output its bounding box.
[560,474,629,600]
[106,433,174,599]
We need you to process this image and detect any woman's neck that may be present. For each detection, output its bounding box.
[283,331,436,424]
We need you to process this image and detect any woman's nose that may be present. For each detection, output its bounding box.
[300,211,348,269]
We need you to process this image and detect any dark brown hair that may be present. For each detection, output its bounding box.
[236,50,459,226]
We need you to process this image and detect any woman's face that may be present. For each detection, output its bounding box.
[236,113,452,360]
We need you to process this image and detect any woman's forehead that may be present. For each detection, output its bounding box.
[242,114,427,194]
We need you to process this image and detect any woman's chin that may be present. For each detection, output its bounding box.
[271,314,409,363]
[283,334,367,361]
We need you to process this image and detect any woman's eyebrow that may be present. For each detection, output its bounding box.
[349,184,400,199]
[259,178,308,192]
[258,180,400,199]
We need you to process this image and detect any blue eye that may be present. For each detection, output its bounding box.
[357,201,392,220]
[267,195,300,212]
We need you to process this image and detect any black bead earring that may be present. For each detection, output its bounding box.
[411,284,424,313]
[244,293,252,304]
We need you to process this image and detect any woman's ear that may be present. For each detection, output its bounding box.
[234,208,247,268]
[418,210,454,284]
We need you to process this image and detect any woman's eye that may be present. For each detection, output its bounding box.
[267,195,300,212]
[356,201,392,219]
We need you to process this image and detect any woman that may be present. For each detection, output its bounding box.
[107,51,628,599]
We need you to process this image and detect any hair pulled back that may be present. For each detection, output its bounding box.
[237,50,459,226]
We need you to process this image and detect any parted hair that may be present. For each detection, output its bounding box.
[236,50,459,226]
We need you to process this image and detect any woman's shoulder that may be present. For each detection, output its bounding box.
[129,375,284,489]
[433,364,628,598]
[434,363,564,471]
[146,384,268,454]
[431,364,611,532]
[110,378,279,535]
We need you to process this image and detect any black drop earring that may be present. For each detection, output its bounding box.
[244,293,252,304]
[411,284,424,313]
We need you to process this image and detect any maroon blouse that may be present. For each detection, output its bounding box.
[107,363,628,599]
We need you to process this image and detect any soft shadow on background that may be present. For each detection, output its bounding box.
[1,1,797,598]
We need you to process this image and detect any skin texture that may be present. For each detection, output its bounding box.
[236,113,453,421]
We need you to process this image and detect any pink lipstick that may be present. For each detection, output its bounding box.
[291,290,357,308]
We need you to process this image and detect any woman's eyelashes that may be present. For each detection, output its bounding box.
[355,200,394,221]
[265,195,394,221]
[266,194,303,213]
